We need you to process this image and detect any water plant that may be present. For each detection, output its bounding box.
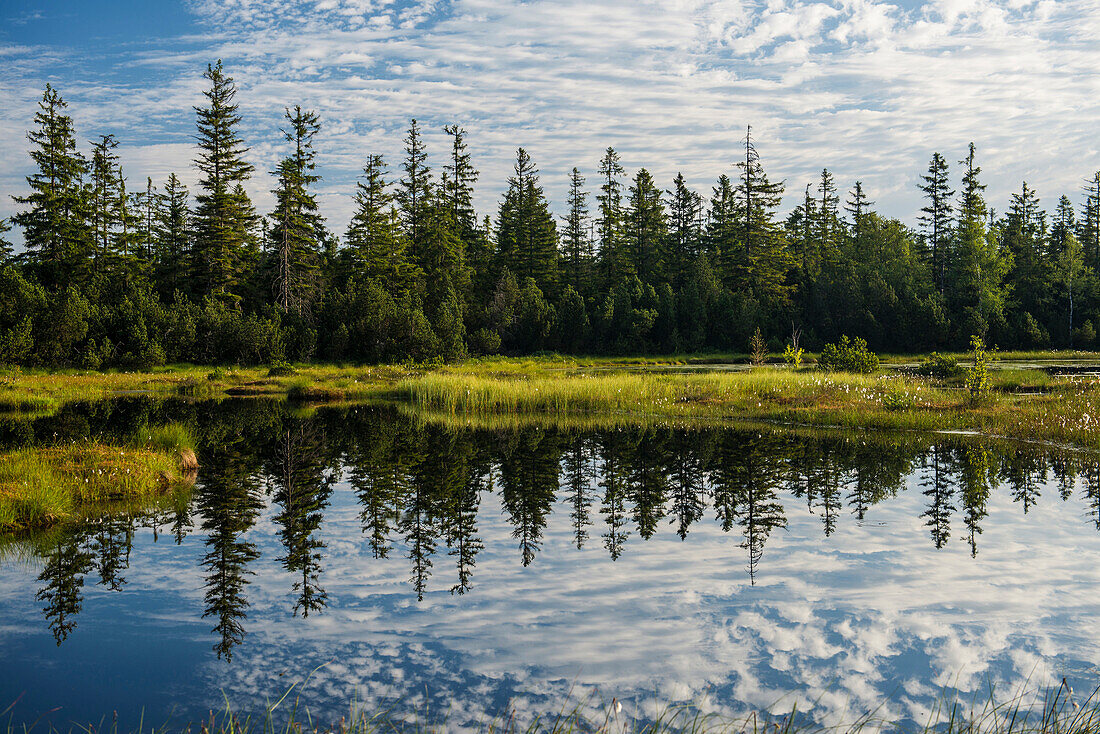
[966,335,995,404]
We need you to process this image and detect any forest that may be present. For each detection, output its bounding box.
[2,60,1098,368]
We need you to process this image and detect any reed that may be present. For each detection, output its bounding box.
[5,681,1097,734]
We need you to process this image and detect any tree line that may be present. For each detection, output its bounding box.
[3,61,1099,367]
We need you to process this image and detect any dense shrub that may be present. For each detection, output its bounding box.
[818,335,879,374]
[917,352,964,378]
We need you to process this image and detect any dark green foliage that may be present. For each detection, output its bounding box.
[268,106,324,316]
[917,352,964,378]
[13,85,90,288]
[818,335,879,374]
[6,70,1100,366]
[496,148,558,295]
[191,61,256,304]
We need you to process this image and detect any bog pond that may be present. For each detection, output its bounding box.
[1,397,1099,730]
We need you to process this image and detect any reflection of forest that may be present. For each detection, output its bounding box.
[4,398,1100,658]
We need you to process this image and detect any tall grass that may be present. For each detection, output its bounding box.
[401,369,929,418]
[5,681,1097,734]
[0,443,181,530]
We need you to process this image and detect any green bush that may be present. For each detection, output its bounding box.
[818,335,879,374]
[267,360,298,377]
[917,352,963,378]
[965,335,994,403]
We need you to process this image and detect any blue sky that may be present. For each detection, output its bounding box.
[2,0,1099,242]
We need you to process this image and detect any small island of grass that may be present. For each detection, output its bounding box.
[0,423,199,531]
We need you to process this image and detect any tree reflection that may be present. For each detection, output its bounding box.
[36,536,94,645]
[269,421,334,617]
[14,396,1100,651]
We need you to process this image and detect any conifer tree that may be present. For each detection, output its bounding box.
[950,143,1006,340]
[1003,181,1050,342]
[623,168,665,284]
[269,105,323,314]
[191,60,255,303]
[663,172,702,289]
[919,152,954,293]
[155,173,190,295]
[442,125,478,237]
[596,147,625,283]
[88,134,124,271]
[13,84,90,287]
[496,148,558,294]
[0,219,13,264]
[561,167,592,293]
[345,154,418,295]
[397,119,432,262]
[1078,171,1100,268]
[816,168,841,264]
[705,174,736,265]
[845,181,873,241]
[729,127,790,304]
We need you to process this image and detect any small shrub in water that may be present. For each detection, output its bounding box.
[818,335,879,374]
[966,335,994,403]
[918,352,964,378]
[749,328,768,366]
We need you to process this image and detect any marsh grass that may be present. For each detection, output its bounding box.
[0,442,182,530]
[5,681,1098,734]
[0,419,199,531]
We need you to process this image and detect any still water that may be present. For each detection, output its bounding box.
[1,398,1099,730]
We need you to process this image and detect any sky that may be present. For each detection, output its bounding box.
[2,0,1099,244]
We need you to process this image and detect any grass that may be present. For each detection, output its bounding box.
[4,354,1100,449]
[0,423,198,531]
[397,366,1100,449]
[5,680,1098,734]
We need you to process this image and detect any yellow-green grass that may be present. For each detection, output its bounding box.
[399,367,1100,450]
[0,423,198,531]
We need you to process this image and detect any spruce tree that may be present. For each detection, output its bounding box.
[845,181,873,240]
[1003,181,1050,343]
[397,118,432,262]
[816,168,841,264]
[596,147,625,284]
[442,125,478,237]
[663,172,702,290]
[268,105,323,314]
[561,167,592,293]
[155,173,190,295]
[496,148,558,294]
[345,154,419,295]
[191,60,255,304]
[88,134,124,271]
[919,152,955,293]
[1079,171,1100,268]
[705,174,736,266]
[730,127,790,304]
[0,219,13,264]
[12,84,90,287]
[623,168,665,284]
[950,143,1006,340]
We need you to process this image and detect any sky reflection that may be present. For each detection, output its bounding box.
[0,399,1098,731]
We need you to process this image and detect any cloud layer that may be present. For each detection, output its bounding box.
[2,0,1099,241]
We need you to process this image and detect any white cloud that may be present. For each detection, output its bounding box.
[2,0,1100,247]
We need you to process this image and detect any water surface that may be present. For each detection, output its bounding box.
[1,398,1098,730]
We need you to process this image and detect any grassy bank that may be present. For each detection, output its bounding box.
[0,423,198,531]
[8,682,1098,734]
[399,367,1100,450]
[3,354,1100,449]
